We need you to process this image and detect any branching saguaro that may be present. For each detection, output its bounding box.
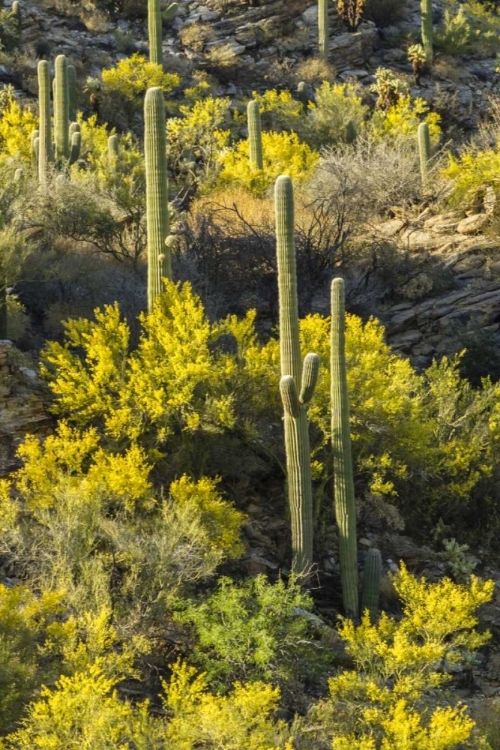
[275,174,320,578]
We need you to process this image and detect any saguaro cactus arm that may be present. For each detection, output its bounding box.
[54,54,70,163]
[37,60,52,183]
[331,277,359,619]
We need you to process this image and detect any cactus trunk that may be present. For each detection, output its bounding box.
[37,60,52,183]
[331,277,359,619]
[54,55,70,164]
[247,100,263,171]
[67,64,77,122]
[361,548,382,622]
[148,0,163,66]
[145,87,171,311]
[318,0,329,61]
[276,175,319,577]
[418,121,431,190]
[421,0,433,65]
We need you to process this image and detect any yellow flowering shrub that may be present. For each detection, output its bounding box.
[302,565,493,749]
[0,97,37,161]
[163,661,293,750]
[101,53,180,103]
[370,95,441,143]
[217,132,319,196]
[442,146,500,208]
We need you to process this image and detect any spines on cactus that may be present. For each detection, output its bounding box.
[54,54,70,164]
[37,60,52,183]
[275,174,319,577]
[331,277,359,619]
[361,548,382,622]
[247,100,263,171]
[418,121,431,190]
[421,0,433,65]
[148,0,163,66]
[67,64,77,122]
[318,0,329,61]
[144,87,171,311]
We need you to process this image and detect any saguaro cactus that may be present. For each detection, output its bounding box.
[276,174,319,577]
[54,55,70,164]
[318,0,329,61]
[418,121,431,190]
[247,100,263,170]
[331,277,359,619]
[11,1,21,43]
[67,64,77,122]
[30,129,39,171]
[297,82,309,114]
[148,0,163,66]
[108,133,119,160]
[144,87,171,310]
[69,131,81,165]
[361,548,382,622]
[37,60,52,183]
[421,0,433,65]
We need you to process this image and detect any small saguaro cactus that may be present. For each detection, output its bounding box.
[144,87,171,311]
[148,0,163,66]
[54,54,70,164]
[297,82,309,114]
[163,2,178,20]
[108,133,119,160]
[421,0,433,66]
[11,1,21,42]
[69,131,81,165]
[276,174,320,577]
[247,100,263,171]
[361,547,382,622]
[331,277,359,619]
[37,60,52,183]
[318,0,328,61]
[67,64,77,122]
[418,121,431,190]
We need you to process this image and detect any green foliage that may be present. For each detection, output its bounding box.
[439,538,478,582]
[301,565,493,748]
[307,82,368,147]
[436,0,500,57]
[175,575,331,689]
[370,94,441,142]
[218,132,319,196]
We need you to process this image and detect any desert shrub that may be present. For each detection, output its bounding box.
[442,143,500,208]
[296,565,494,749]
[369,94,442,142]
[175,575,333,699]
[306,81,369,147]
[0,9,21,53]
[0,423,245,630]
[436,0,500,57]
[250,89,304,133]
[0,585,65,734]
[0,93,37,162]
[217,132,319,196]
[167,95,232,180]
[101,54,179,102]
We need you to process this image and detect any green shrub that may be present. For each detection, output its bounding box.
[175,575,334,697]
[306,81,368,147]
[436,0,500,58]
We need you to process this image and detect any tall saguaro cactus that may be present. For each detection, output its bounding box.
[318,0,329,61]
[37,60,52,183]
[361,548,382,622]
[331,277,359,619]
[421,0,433,65]
[418,121,431,190]
[276,174,319,577]
[247,100,263,170]
[54,55,70,164]
[148,0,163,66]
[145,87,171,310]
